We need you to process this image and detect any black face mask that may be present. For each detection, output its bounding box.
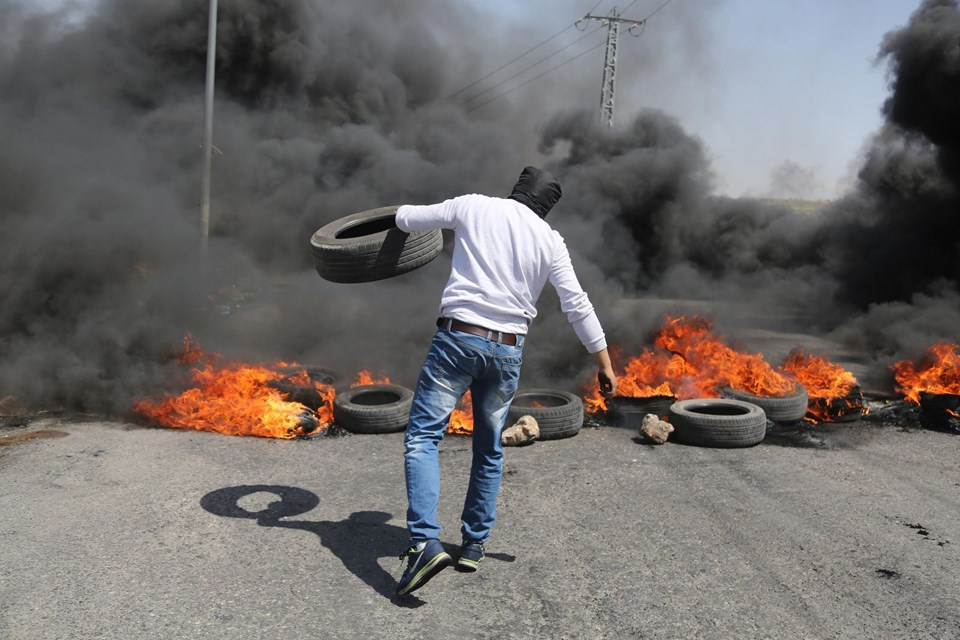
[508,166,562,219]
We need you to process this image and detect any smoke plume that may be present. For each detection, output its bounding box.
[1,0,959,415]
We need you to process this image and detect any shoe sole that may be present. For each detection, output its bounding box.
[396,552,452,596]
[456,557,481,572]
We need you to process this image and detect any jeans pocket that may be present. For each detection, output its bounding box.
[496,362,522,404]
[422,338,477,396]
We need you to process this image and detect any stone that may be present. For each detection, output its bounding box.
[639,413,673,444]
[501,415,539,446]
[0,395,28,418]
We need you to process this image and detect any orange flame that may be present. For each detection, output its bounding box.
[782,349,861,423]
[354,369,391,386]
[584,316,795,413]
[134,338,335,439]
[891,343,960,404]
[448,390,474,435]
[179,334,206,365]
[446,393,546,435]
[655,316,796,397]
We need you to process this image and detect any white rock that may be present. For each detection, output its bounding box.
[639,413,673,444]
[501,415,539,446]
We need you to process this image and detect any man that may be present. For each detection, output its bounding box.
[393,166,618,596]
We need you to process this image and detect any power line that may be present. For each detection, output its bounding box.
[444,26,575,101]
[641,0,676,21]
[465,39,606,113]
[461,24,606,105]
[457,0,679,115]
[444,0,607,101]
[620,0,643,15]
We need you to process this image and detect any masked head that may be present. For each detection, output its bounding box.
[508,166,562,219]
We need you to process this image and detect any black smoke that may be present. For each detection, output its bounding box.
[818,0,960,310]
[1,0,959,414]
[0,0,523,413]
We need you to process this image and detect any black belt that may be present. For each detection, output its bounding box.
[437,317,520,346]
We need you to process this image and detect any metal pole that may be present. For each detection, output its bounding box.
[200,0,218,258]
[578,10,645,129]
[599,12,619,128]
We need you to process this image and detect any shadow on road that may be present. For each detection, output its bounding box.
[200,485,426,607]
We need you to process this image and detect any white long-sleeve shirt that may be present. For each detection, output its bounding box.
[396,194,607,353]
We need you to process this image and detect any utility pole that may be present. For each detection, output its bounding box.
[200,0,218,259]
[577,8,645,128]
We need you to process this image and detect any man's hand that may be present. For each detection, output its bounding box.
[598,370,615,396]
[594,348,618,397]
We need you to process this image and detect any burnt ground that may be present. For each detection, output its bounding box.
[0,406,957,640]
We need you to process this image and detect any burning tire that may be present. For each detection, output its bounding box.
[310,206,443,283]
[919,392,960,433]
[808,385,864,423]
[507,389,583,440]
[333,383,413,434]
[271,367,345,411]
[669,399,767,447]
[608,395,676,428]
[720,385,808,424]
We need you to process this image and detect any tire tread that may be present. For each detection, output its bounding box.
[507,389,583,440]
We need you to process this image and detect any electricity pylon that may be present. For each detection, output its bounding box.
[577,8,645,128]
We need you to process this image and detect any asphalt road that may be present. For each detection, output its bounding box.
[1,412,958,639]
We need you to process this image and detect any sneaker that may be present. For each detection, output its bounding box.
[456,540,485,572]
[396,539,452,596]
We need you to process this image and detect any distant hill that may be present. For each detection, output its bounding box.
[760,199,831,214]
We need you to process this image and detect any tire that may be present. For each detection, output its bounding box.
[919,392,960,433]
[333,384,413,434]
[507,389,583,440]
[721,385,808,424]
[808,385,864,424]
[271,367,345,410]
[310,206,444,283]
[669,398,767,448]
[608,395,676,428]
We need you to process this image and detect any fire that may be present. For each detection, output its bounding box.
[584,347,684,413]
[585,316,795,413]
[134,337,335,439]
[354,369,391,386]
[448,390,474,435]
[655,316,796,397]
[891,342,960,404]
[782,349,861,423]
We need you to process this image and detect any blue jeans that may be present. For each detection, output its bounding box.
[404,328,523,544]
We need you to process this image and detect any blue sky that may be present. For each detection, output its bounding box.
[471,0,922,199]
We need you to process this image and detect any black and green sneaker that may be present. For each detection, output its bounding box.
[456,540,485,572]
[396,539,452,596]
